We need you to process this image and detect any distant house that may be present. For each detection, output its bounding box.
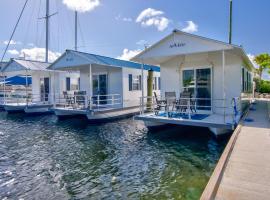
[47,49,160,120]
[1,58,79,113]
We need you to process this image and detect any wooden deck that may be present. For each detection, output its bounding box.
[201,100,270,200]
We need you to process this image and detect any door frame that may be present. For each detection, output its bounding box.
[40,76,50,102]
[92,73,108,96]
[181,66,213,113]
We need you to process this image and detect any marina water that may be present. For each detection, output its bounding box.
[0,112,229,199]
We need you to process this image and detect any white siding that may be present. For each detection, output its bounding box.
[160,51,243,115]
[122,67,160,107]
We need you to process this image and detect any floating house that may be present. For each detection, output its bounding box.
[1,58,79,113]
[48,50,160,120]
[132,30,255,136]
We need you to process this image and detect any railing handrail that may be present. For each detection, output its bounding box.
[54,93,123,111]
[139,95,241,124]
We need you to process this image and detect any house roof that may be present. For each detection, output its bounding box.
[132,29,255,71]
[48,50,160,72]
[1,58,50,72]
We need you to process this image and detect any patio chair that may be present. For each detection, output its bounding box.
[63,91,74,107]
[165,91,176,117]
[174,91,194,113]
[153,92,166,115]
[74,91,86,108]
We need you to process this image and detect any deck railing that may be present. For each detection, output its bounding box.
[139,95,242,124]
[54,93,122,111]
[1,93,52,106]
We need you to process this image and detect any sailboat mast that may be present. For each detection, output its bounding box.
[75,11,78,51]
[229,0,232,44]
[45,0,49,62]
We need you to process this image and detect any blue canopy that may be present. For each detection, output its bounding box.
[4,76,32,86]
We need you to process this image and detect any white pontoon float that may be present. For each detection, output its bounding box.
[131,30,255,136]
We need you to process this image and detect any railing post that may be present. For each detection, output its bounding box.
[142,97,144,114]
[89,95,92,110]
[188,98,191,119]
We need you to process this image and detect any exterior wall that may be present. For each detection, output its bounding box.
[122,67,160,108]
[107,68,123,107]
[31,71,79,103]
[79,66,90,95]
[160,50,244,115]
[78,65,123,106]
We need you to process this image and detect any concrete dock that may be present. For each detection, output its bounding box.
[201,100,270,200]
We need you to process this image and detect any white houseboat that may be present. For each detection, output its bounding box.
[1,58,79,113]
[132,30,255,136]
[48,49,160,121]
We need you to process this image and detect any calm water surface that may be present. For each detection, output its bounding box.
[0,112,229,200]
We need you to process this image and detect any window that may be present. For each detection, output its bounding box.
[182,68,211,111]
[66,77,71,91]
[158,77,161,90]
[242,68,245,92]
[128,74,141,91]
[242,68,252,93]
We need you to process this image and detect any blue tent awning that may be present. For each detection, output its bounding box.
[3,76,32,86]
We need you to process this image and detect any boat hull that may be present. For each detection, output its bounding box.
[86,107,139,122]
[208,127,232,136]
[4,105,26,113]
[53,108,87,118]
[24,104,53,114]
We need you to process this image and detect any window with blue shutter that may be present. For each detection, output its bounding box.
[129,74,132,91]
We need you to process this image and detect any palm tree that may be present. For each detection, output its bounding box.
[254,53,270,79]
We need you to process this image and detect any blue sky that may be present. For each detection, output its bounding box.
[0,0,269,67]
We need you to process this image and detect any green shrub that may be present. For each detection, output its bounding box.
[260,80,270,93]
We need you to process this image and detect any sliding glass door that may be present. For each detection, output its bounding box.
[182,68,211,111]
[93,74,108,104]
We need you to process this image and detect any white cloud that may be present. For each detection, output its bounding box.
[136,39,148,46]
[3,40,21,45]
[7,49,19,55]
[19,47,61,63]
[182,21,198,33]
[62,0,100,13]
[136,8,169,31]
[115,14,132,22]
[117,48,142,61]
[123,17,132,22]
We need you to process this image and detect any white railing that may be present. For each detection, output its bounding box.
[91,94,122,111]
[1,93,52,106]
[54,93,122,111]
[139,95,241,124]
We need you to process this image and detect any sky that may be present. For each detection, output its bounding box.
[0,0,269,78]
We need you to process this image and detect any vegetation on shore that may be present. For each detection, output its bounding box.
[252,53,270,93]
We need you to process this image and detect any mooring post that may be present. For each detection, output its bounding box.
[147,69,153,111]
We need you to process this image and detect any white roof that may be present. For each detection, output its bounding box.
[132,29,255,71]
[1,58,50,73]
